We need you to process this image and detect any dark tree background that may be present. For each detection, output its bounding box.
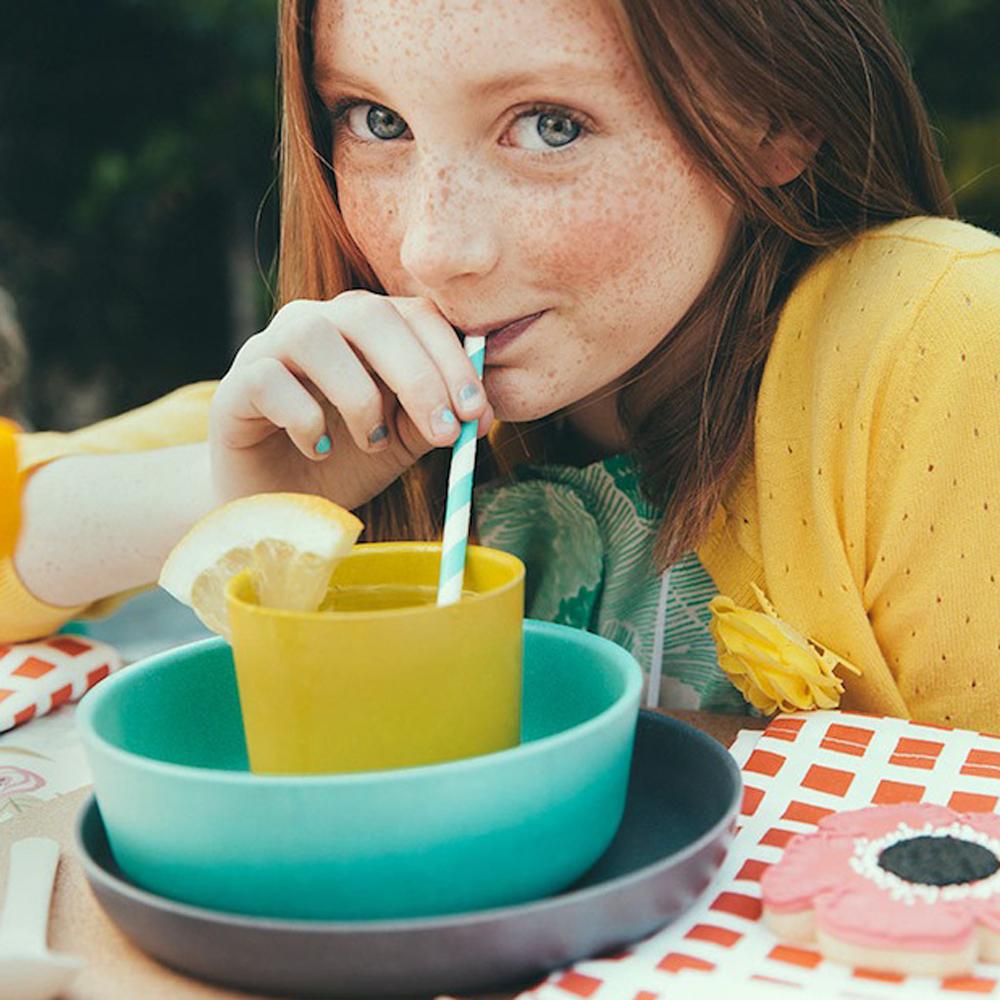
[1,0,997,430]
[0,0,276,429]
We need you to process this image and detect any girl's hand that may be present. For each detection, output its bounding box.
[209,292,494,511]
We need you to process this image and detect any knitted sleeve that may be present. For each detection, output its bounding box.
[865,247,1000,725]
[732,220,1000,729]
[0,382,215,641]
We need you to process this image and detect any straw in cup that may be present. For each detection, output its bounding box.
[437,335,486,606]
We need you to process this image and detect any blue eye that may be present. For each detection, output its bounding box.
[536,112,581,147]
[331,101,410,142]
[507,106,588,152]
[364,105,408,140]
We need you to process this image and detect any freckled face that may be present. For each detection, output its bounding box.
[312,0,734,422]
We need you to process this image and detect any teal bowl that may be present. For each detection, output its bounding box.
[77,620,642,920]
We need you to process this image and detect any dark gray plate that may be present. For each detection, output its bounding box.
[75,711,741,999]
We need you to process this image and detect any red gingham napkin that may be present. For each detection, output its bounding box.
[517,711,1000,999]
[0,634,122,732]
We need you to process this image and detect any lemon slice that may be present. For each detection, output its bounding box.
[159,493,363,637]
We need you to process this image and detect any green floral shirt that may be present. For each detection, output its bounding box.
[475,452,748,713]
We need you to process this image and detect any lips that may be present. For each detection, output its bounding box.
[484,312,545,359]
[457,311,546,340]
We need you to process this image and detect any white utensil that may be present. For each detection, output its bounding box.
[0,837,83,1000]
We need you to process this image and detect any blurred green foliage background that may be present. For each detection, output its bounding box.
[0,0,997,429]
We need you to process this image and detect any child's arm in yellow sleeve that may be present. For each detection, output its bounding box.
[14,443,214,609]
[0,383,216,642]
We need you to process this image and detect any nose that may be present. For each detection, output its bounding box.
[398,160,501,289]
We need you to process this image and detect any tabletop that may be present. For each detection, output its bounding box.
[0,591,765,998]
[0,709,762,1000]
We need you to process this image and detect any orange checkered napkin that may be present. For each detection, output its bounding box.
[0,634,122,732]
[519,711,1000,1000]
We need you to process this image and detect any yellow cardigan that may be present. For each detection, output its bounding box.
[3,217,999,728]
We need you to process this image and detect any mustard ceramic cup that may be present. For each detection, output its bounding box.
[225,542,525,774]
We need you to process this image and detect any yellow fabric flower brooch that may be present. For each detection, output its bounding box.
[708,584,861,714]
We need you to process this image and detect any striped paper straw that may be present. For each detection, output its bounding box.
[437,335,486,606]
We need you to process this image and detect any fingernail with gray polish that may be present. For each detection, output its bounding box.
[458,383,482,405]
[368,423,389,447]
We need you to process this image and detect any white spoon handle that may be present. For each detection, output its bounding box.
[0,837,60,955]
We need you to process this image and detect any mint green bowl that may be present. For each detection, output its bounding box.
[77,620,642,920]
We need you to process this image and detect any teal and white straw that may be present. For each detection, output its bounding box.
[437,335,486,606]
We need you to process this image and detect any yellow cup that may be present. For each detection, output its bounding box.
[225,542,525,775]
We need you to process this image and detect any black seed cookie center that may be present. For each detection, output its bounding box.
[877,835,1000,886]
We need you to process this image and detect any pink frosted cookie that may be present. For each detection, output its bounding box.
[761,804,1000,976]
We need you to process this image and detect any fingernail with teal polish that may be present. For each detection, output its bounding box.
[433,406,457,437]
[458,383,482,405]
[368,424,388,446]
[314,434,332,455]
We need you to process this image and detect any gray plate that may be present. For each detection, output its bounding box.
[75,711,741,998]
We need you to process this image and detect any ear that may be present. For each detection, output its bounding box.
[749,121,823,187]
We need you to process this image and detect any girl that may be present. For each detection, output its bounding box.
[3,0,999,727]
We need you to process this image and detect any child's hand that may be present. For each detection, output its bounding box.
[209,291,493,510]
